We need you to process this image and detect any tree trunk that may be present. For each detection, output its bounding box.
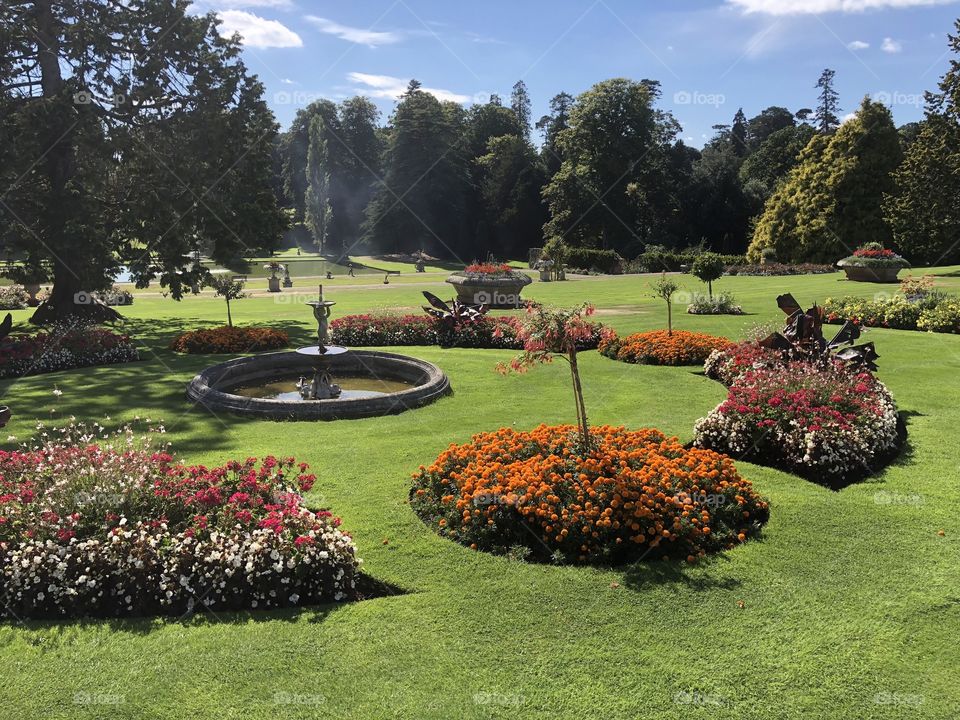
[226,298,233,327]
[569,349,590,450]
[667,300,673,336]
[708,280,713,299]
[28,1,121,326]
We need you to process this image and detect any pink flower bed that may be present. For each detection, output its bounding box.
[0,425,360,619]
[693,362,900,486]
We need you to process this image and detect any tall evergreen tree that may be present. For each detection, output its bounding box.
[305,117,333,254]
[815,68,841,134]
[0,0,284,322]
[731,108,749,157]
[510,80,532,138]
[536,92,574,176]
[362,84,470,257]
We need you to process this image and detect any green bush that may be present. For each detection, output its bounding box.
[823,292,960,333]
[687,292,743,315]
[629,251,746,273]
[564,247,623,274]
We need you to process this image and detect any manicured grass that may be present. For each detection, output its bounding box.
[0,269,958,719]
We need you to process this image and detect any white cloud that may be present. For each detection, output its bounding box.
[216,10,302,48]
[347,72,471,103]
[841,112,858,123]
[305,16,401,47]
[882,36,903,52]
[728,0,957,14]
[847,39,870,49]
[280,78,296,85]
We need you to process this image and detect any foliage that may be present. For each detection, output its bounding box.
[410,424,769,564]
[304,115,333,253]
[0,2,285,322]
[738,124,817,203]
[749,98,903,263]
[686,292,743,315]
[650,273,681,334]
[564,247,623,274]
[0,323,138,378]
[169,326,289,354]
[542,79,681,256]
[0,425,359,618]
[497,304,600,446]
[726,262,836,276]
[95,287,134,307]
[629,251,746,273]
[362,84,470,256]
[824,292,960,333]
[814,68,841,134]
[691,252,726,297]
[208,275,247,328]
[884,21,960,265]
[331,312,603,350]
[694,362,901,487]
[599,330,733,366]
[0,285,30,310]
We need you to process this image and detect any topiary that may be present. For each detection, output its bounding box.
[691,252,726,298]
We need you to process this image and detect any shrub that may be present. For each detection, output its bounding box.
[687,292,743,315]
[823,293,960,333]
[0,285,29,310]
[600,330,733,366]
[703,342,782,386]
[169,326,289,354]
[0,322,139,378]
[564,247,623,274]
[628,251,746,273]
[694,362,901,487]
[331,313,604,350]
[95,286,134,306]
[0,425,360,619]
[726,263,836,276]
[411,424,769,564]
[917,297,960,333]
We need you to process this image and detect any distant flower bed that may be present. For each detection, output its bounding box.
[331,313,603,350]
[686,292,743,315]
[411,424,769,564]
[0,323,139,378]
[824,294,960,333]
[599,330,733,366]
[170,326,289,354]
[726,263,836,276]
[96,286,134,306]
[0,425,361,619]
[0,285,30,310]
[694,362,901,487]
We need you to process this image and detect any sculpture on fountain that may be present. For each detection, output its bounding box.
[297,286,344,400]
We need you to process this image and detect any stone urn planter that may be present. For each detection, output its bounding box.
[0,406,10,429]
[23,282,41,307]
[264,263,283,292]
[837,246,909,283]
[445,269,532,309]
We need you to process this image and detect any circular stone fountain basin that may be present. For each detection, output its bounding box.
[186,350,450,420]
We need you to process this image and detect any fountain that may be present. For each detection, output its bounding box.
[186,288,450,420]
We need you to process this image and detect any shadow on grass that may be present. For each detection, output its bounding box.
[621,555,743,593]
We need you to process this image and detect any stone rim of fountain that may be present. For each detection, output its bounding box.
[186,349,450,420]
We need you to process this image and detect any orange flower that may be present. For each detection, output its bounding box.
[599,330,732,366]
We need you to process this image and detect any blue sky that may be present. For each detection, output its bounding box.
[194,0,960,146]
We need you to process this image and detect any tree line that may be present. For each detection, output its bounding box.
[3,2,960,324]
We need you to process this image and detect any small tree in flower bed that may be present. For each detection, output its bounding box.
[0,322,139,378]
[693,362,901,487]
[651,273,681,335]
[497,303,599,447]
[411,424,769,564]
[599,329,733,366]
[0,424,361,619]
[169,326,289,354]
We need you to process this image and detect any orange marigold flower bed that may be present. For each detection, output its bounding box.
[169,326,289,354]
[410,424,768,564]
[599,329,733,366]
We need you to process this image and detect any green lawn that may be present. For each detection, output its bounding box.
[0,269,958,719]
